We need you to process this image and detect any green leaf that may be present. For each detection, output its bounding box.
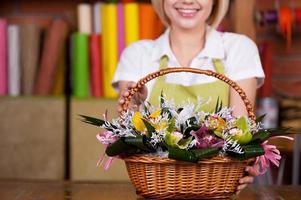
[168,148,198,163]
[250,127,290,144]
[160,90,165,109]
[167,118,176,133]
[168,147,219,163]
[256,114,266,123]
[236,116,248,132]
[191,147,219,159]
[124,135,155,152]
[177,136,193,149]
[227,144,264,160]
[105,138,133,157]
[79,114,106,127]
[143,102,151,117]
[214,97,223,113]
[142,119,156,135]
[164,132,181,147]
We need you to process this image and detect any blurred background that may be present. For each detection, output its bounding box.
[0,0,300,186]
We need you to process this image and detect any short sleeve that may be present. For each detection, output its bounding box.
[225,35,265,88]
[112,42,142,90]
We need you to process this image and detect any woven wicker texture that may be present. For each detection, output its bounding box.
[120,67,256,199]
[124,155,252,199]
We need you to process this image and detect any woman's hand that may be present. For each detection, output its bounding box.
[118,81,148,112]
[236,166,256,195]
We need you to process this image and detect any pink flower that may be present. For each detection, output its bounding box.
[249,136,293,176]
[96,131,117,145]
[96,131,118,170]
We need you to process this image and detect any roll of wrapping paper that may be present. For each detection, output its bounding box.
[279,7,293,49]
[139,3,165,39]
[101,4,118,98]
[258,42,273,97]
[124,2,139,46]
[265,10,278,24]
[52,46,66,95]
[0,19,7,95]
[256,10,278,26]
[93,2,102,34]
[295,8,301,24]
[117,3,125,59]
[35,19,68,96]
[77,3,92,34]
[7,25,21,96]
[20,24,41,95]
[72,32,89,97]
[90,34,103,97]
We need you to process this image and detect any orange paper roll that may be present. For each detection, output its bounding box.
[279,7,293,49]
[139,3,165,39]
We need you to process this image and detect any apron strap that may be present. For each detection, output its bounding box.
[159,55,169,69]
[212,58,225,74]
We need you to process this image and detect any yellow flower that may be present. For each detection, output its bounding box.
[208,116,226,137]
[132,112,145,132]
[149,110,161,119]
[153,119,168,131]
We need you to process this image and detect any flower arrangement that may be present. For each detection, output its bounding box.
[81,94,292,175]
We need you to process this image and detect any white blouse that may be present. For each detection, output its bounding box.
[112,28,265,93]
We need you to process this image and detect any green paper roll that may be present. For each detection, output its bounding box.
[72,32,89,97]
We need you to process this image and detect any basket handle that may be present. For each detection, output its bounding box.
[120,67,256,122]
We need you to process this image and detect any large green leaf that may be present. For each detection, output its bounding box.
[191,148,219,159]
[168,147,219,163]
[124,135,155,152]
[168,148,198,163]
[227,144,264,160]
[105,138,133,157]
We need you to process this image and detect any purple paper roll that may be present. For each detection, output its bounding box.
[0,19,7,95]
[117,3,125,59]
[265,10,278,24]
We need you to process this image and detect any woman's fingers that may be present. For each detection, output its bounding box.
[239,176,254,184]
[245,166,257,176]
[236,184,248,195]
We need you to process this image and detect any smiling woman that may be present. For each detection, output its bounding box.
[112,0,265,195]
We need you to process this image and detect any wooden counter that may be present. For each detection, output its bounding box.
[0,180,301,200]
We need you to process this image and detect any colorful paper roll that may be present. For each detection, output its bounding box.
[279,7,293,49]
[93,2,102,34]
[265,10,278,24]
[35,19,68,96]
[52,47,66,96]
[20,24,41,95]
[124,2,139,46]
[77,3,92,34]
[117,3,125,59]
[0,19,7,95]
[295,8,301,24]
[139,3,165,39]
[7,25,21,96]
[102,4,118,98]
[72,32,89,97]
[90,34,103,97]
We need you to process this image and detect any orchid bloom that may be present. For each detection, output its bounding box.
[191,125,224,149]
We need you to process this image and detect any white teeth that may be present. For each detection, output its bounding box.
[177,8,198,14]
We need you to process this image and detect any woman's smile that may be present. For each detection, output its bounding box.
[164,0,212,30]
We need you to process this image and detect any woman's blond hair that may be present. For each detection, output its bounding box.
[151,0,229,29]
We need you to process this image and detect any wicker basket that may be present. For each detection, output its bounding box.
[120,67,256,199]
